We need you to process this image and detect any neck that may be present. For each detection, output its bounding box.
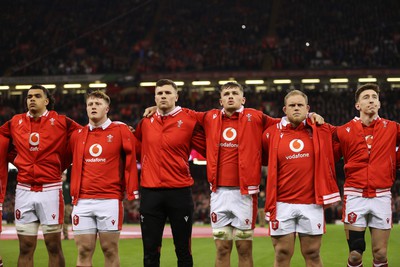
[90,117,108,127]
[158,106,175,115]
[360,113,378,126]
[290,122,301,128]
[30,109,46,119]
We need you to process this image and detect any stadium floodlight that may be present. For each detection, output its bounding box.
[0,85,10,90]
[64,84,82,89]
[89,83,107,88]
[273,79,291,84]
[15,85,32,90]
[245,80,264,85]
[192,81,211,86]
[42,84,56,89]
[218,80,237,85]
[255,86,267,92]
[10,91,23,95]
[202,87,215,91]
[301,79,320,84]
[358,77,377,83]
[140,82,156,87]
[387,77,400,82]
[175,81,185,86]
[329,78,349,83]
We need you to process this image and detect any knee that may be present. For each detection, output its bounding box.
[101,244,118,259]
[349,251,363,263]
[301,247,321,262]
[19,240,36,256]
[275,247,293,262]
[78,243,94,259]
[372,247,387,262]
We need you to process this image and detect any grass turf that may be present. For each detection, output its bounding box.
[1,224,399,266]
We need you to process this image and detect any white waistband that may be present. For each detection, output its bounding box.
[17,181,62,192]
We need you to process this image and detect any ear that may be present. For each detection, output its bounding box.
[106,106,110,113]
[306,105,310,112]
[283,106,287,115]
[175,94,179,102]
[219,98,223,106]
[242,97,246,105]
[355,103,360,110]
[44,98,49,106]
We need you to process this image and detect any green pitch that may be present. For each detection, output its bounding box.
[1,224,399,266]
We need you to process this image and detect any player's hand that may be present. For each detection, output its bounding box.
[309,112,325,125]
[143,106,157,117]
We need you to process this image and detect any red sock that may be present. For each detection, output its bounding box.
[373,259,388,267]
[347,259,363,267]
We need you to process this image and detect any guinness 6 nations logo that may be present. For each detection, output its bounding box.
[289,139,304,152]
[89,144,103,157]
[29,132,40,146]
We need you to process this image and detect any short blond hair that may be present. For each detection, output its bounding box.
[284,90,308,105]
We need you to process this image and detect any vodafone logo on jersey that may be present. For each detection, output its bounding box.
[220,127,238,148]
[86,144,106,162]
[29,132,39,151]
[222,127,237,141]
[365,135,373,149]
[289,139,304,152]
[89,144,103,157]
[285,138,309,160]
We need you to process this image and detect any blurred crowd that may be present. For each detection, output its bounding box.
[0,0,399,76]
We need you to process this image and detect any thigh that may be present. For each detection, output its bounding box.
[271,233,296,254]
[231,192,256,230]
[299,234,322,252]
[95,199,123,232]
[343,195,368,227]
[74,234,97,251]
[99,232,120,251]
[72,200,97,232]
[139,189,166,247]
[166,188,194,244]
[15,189,38,224]
[370,228,390,252]
[368,196,392,229]
[269,202,296,236]
[35,189,64,225]
[210,189,231,228]
[297,204,324,235]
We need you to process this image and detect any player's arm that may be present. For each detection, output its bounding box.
[0,136,10,232]
[190,123,206,157]
[261,129,271,166]
[133,119,144,160]
[331,126,342,162]
[0,121,12,138]
[120,125,139,200]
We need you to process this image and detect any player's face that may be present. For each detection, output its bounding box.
[86,97,109,124]
[26,89,49,115]
[219,87,245,112]
[155,85,178,114]
[356,89,380,116]
[283,94,310,126]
